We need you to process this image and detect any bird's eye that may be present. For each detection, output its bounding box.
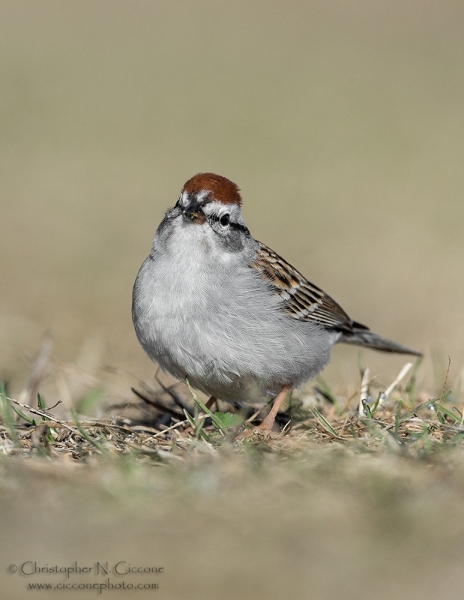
[220,213,230,227]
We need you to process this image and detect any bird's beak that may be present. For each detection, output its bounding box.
[183,200,205,225]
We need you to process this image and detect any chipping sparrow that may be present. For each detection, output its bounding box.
[132,173,421,430]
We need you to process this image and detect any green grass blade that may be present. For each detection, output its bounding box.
[311,408,342,439]
[314,377,337,405]
[362,401,373,419]
[0,386,20,447]
[371,392,385,414]
[434,403,461,424]
[394,401,403,435]
[406,357,423,404]
[11,404,37,426]
[183,408,209,441]
[185,379,228,434]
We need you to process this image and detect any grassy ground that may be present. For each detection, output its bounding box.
[1,2,463,598]
[1,1,463,389]
[2,352,464,599]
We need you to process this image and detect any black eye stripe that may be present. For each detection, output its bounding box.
[190,193,212,206]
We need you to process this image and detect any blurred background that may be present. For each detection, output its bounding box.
[2,4,464,600]
[1,0,463,397]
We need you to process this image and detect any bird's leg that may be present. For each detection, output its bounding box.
[234,386,291,441]
[258,385,291,431]
[205,396,216,410]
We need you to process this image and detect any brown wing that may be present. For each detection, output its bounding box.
[251,242,364,333]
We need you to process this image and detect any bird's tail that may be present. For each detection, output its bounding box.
[338,322,422,356]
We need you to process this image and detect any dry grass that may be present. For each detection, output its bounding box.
[2,351,464,600]
[1,0,464,392]
[0,359,459,460]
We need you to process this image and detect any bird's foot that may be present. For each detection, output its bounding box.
[233,385,291,441]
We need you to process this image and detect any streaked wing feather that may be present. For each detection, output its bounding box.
[251,242,355,333]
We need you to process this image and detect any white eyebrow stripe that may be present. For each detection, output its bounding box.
[202,200,231,214]
[196,190,210,202]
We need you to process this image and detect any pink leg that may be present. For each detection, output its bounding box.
[259,385,291,431]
